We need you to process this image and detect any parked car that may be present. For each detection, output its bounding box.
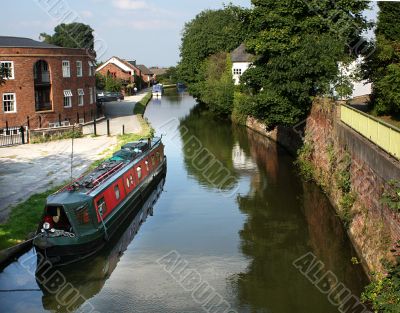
[96,91,119,102]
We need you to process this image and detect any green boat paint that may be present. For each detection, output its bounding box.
[33,137,167,265]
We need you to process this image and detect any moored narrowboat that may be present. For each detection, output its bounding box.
[152,83,163,97]
[33,137,166,265]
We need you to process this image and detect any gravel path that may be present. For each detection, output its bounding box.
[0,136,117,222]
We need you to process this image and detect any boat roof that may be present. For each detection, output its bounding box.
[52,138,162,200]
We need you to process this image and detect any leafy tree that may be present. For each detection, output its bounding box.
[194,52,235,116]
[177,5,250,95]
[363,2,400,115]
[236,0,369,127]
[95,73,106,90]
[40,23,94,51]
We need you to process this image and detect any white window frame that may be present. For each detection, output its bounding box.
[62,60,70,78]
[3,93,16,113]
[89,87,94,104]
[63,90,72,108]
[77,88,84,106]
[76,61,83,77]
[88,61,95,77]
[0,61,15,80]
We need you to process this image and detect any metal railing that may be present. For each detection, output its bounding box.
[0,126,27,147]
[340,104,400,160]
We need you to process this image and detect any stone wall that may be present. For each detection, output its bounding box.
[245,98,400,274]
[303,98,400,274]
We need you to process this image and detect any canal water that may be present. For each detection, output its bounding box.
[0,89,368,313]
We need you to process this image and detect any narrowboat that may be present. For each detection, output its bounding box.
[37,176,165,311]
[33,137,166,265]
[152,83,163,97]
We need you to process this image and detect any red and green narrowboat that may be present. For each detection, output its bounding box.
[33,137,166,265]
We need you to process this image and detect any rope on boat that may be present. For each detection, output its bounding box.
[0,288,41,292]
[98,212,109,241]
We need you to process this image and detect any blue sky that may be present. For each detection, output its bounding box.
[2,0,377,67]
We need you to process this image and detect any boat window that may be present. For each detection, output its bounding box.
[137,167,142,179]
[129,174,134,185]
[75,205,90,224]
[97,197,107,216]
[157,152,160,162]
[151,155,155,166]
[114,185,120,200]
[145,160,149,171]
[126,177,130,188]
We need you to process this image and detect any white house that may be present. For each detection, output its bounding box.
[336,57,372,99]
[231,44,254,85]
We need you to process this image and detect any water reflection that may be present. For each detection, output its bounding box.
[35,175,165,312]
[234,128,368,313]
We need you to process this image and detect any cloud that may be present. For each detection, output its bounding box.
[80,10,94,18]
[106,18,177,30]
[112,0,149,10]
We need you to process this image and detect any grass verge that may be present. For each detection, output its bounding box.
[133,92,153,115]
[0,184,63,250]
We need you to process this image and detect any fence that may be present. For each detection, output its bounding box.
[0,126,27,147]
[340,104,400,160]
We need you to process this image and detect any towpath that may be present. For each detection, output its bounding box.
[0,91,149,222]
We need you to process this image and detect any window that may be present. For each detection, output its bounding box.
[0,61,14,79]
[114,185,120,200]
[126,178,130,188]
[89,87,94,104]
[145,160,149,171]
[3,93,16,113]
[233,68,242,75]
[76,61,82,77]
[129,174,134,185]
[88,61,95,76]
[137,167,142,179]
[77,88,84,106]
[62,60,70,77]
[63,90,72,108]
[151,155,155,166]
[97,197,107,216]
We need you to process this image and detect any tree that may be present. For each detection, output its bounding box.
[194,52,235,116]
[236,0,369,127]
[40,23,94,51]
[363,2,400,115]
[177,5,250,95]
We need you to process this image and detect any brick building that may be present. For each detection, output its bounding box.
[96,57,154,91]
[0,36,97,129]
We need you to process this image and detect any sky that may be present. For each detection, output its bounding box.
[1,0,378,67]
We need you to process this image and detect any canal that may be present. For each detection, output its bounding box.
[0,89,368,313]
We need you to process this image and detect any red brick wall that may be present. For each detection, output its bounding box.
[97,63,133,82]
[0,47,96,129]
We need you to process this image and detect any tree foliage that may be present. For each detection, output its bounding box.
[40,23,94,51]
[363,2,400,115]
[177,5,250,93]
[194,52,235,116]
[235,0,369,127]
[96,73,123,92]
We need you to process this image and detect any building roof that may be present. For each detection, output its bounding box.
[96,56,139,74]
[136,64,153,75]
[231,43,254,63]
[0,36,60,48]
[150,67,168,76]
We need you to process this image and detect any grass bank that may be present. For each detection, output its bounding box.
[0,92,155,251]
[0,184,63,250]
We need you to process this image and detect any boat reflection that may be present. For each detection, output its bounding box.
[35,174,166,312]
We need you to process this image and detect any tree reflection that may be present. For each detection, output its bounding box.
[233,128,368,313]
[179,105,239,191]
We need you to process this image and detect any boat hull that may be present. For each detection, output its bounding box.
[34,157,167,265]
